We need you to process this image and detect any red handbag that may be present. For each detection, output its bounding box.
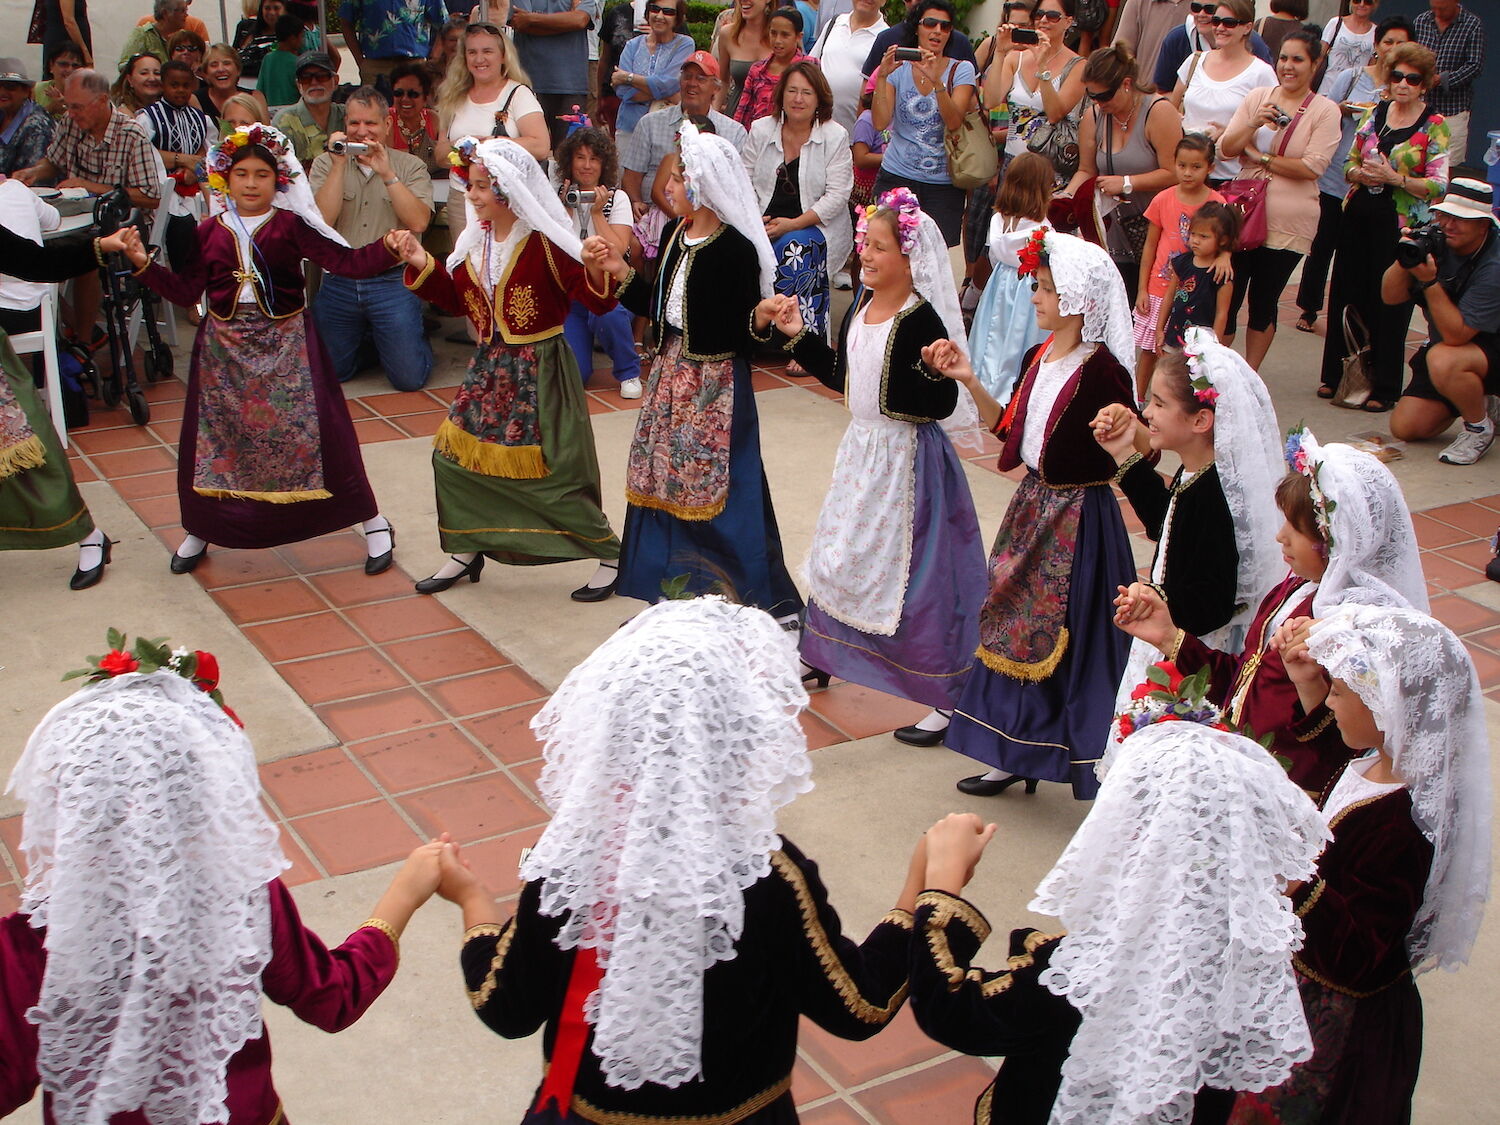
[1222,91,1316,252]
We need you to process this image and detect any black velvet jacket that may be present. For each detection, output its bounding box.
[751,295,960,425]
[0,225,102,286]
[460,837,913,1124]
[1118,459,1240,638]
[617,218,764,363]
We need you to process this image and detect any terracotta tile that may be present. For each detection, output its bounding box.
[1468,625,1500,652]
[261,748,380,817]
[0,883,19,916]
[143,377,187,402]
[751,368,791,392]
[149,418,183,443]
[807,684,928,740]
[292,800,422,876]
[428,384,459,403]
[398,773,546,840]
[126,494,183,529]
[354,416,405,442]
[510,758,544,797]
[1463,642,1500,691]
[278,826,322,886]
[1423,501,1499,538]
[244,612,364,663]
[351,724,495,792]
[792,1058,834,1105]
[344,399,374,419]
[110,469,178,500]
[363,390,441,416]
[1421,552,1482,591]
[801,711,849,751]
[464,702,547,763]
[276,649,407,706]
[1411,512,1471,550]
[148,397,186,421]
[584,393,617,415]
[1437,539,1496,572]
[346,596,464,643]
[1428,594,1500,636]
[212,578,325,624]
[71,424,161,453]
[66,455,97,481]
[91,445,176,478]
[430,666,546,718]
[316,688,446,744]
[196,548,299,589]
[1471,493,1500,513]
[851,1055,996,1125]
[276,533,369,574]
[801,382,843,401]
[392,410,447,437]
[309,566,415,607]
[799,1007,945,1089]
[795,1100,867,1125]
[385,629,509,682]
[452,825,546,895]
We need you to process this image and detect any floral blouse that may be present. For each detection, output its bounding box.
[1345,101,1450,224]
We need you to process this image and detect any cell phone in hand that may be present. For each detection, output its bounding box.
[1011,27,1040,44]
[894,46,923,61]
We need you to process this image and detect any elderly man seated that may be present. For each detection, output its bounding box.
[118,0,193,66]
[272,50,344,166]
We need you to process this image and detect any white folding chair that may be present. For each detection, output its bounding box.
[8,285,68,449]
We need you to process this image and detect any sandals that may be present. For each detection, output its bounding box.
[1361,399,1392,413]
[1295,313,1317,333]
[1316,385,1335,400]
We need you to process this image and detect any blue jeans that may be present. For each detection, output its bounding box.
[563,301,639,385]
[313,267,433,391]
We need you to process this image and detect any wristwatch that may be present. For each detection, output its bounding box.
[1038,69,1052,82]
[1416,278,1438,292]
[1121,176,1133,196]
[1259,152,1272,168]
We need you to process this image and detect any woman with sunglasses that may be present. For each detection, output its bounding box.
[1317,0,1378,94]
[1057,43,1182,305]
[613,0,695,147]
[993,0,1086,184]
[387,59,442,174]
[1172,0,1275,184]
[872,0,977,247]
[1218,28,1341,371]
[1318,43,1447,412]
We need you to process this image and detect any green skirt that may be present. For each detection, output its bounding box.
[434,334,620,564]
[0,338,93,551]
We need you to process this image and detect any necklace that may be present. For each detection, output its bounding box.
[395,111,428,151]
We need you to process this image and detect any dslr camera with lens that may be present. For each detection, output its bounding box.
[1396,219,1446,270]
[563,186,598,207]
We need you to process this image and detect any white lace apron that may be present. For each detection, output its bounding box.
[805,300,918,636]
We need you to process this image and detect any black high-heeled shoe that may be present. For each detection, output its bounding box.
[415,554,484,594]
[70,536,115,591]
[364,521,396,576]
[800,666,831,689]
[956,774,1040,797]
[570,561,618,602]
[894,720,948,747]
[170,541,209,574]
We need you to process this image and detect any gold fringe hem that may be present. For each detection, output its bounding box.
[975,627,1069,682]
[434,419,549,479]
[625,488,727,522]
[0,435,46,480]
[193,487,334,503]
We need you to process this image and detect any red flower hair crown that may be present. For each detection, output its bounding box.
[64,629,242,727]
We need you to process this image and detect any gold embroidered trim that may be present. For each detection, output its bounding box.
[779,323,809,354]
[359,917,400,963]
[625,488,727,522]
[976,1080,996,1125]
[0,435,46,479]
[1112,451,1144,483]
[404,252,436,291]
[1164,628,1186,663]
[979,931,1064,998]
[570,1075,791,1125]
[1295,708,1336,741]
[434,418,549,479]
[975,627,1069,682]
[952,708,1070,753]
[213,214,300,322]
[584,259,613,299]
[540,236,566,291]
[916,891,992,944]
[466,918,517,1010]
[1292,952,1409,999]
[265,1105,285,1125]
[803,619,974,679]
[192,486,334,503]
[1293,879,1324,918]
[771,850,908,1023]
[0,503,90,534]
[465,923,505,939]
[437,521,619,543]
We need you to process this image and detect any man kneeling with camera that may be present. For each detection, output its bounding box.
[1386,178,1500,465]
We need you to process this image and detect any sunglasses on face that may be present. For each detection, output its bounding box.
[1087,81,1122,101]
[647,3,678,12]
[1389,69,1423,85]
[1189,2,1213,11]
[1034,8,1065,21]
[393,86,423,96]
[1209,16,1243,27]
[918,16,952,28]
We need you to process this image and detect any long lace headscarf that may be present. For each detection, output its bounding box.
[206,123,349,247]
[1285,427,1428,616]
[1032,229,1134,370]
[1307,606,1492,974]
[1033,720,1329,1125]
[521,596,813,1090]
[676,120,777,297]
[7,673,287,1125]
[447,135,584,278]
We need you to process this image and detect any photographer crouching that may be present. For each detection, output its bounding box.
[1387,178,1500,465]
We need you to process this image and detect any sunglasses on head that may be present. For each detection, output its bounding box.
[467,22,505,35]
[1087,81,1122,101]
[1389,69,1423,85]
[919,16,952,28]
[1034,8,1065,21]
[1209,15,1244,27]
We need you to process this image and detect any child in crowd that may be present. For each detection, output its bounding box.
[255,14,306,106]
[967,151,1052,401]
[137,59,215,272]
[1133,133,1225,397]
[221,92,270,135]
[1157,200,1239,349]
[850,81,888,211]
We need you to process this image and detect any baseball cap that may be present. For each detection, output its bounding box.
[0,58,35,85]
[681,50,719,78]
[294,50,335,77]
[1431,178,1499,226]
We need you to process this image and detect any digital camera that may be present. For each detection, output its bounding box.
[329,140,369,156]
[1396,219,1447,270]
[563,187,598,207]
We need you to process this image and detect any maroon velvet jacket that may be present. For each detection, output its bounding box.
[0,879,398,1124]
[995,342,1140,487]
[138,209,404,319]
[1173,573,1352,794]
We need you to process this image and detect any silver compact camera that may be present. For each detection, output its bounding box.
[563,187,598,206]
[1268,106,1292,129]
[329,140,369,155]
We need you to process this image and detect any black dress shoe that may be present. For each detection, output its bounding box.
[415,554,484,594]
[800,665,831,689]
[70,536,114,590]
[364,521,396,576]
[956,774,1040,797]
[570,562,618,602]
[170,543,209,574]
[894,723,947,747]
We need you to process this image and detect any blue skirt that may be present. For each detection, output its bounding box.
[617,353,802,618]
[772,226,829,340]
[946,483,1134,799]
[967,263,1049,404]
[801,424,988,709]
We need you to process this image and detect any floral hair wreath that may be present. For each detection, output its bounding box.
[447,135,482,189]
[1284,425,1335,550]
[65,628,242,727]
[1117,660,1286,766]
[854,186,922,256]
[1016,226,1049,278]
[1181,330,1219,406]
[206,124,295,196]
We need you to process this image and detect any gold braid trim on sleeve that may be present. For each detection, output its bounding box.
[1112,451,1144,484]
[1293,879,1325,918]
[569,1076,793,1125]
[405,252,436,291]
[771,850,908,1023]
[1163,628,1186,663]
[778,324,809,353]
[1295,709,1337,741]
[466,918,518,1011]
[881,908,916,930]
[915,891,992,944]
[359,917,400,963]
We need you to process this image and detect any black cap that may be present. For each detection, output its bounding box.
[294,50,335,77]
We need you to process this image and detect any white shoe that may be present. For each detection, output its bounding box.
[833,270,852,290]
[1439,421,1496,465]
[618,377,643,399]
[1486,395,1500,430]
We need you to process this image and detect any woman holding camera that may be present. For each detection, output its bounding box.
[988,0,1085,183]
[1318,42,1448,412]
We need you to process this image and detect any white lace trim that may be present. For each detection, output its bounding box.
[1045,231,1135,371]
[448,137,583,274]
[678,122,777,297]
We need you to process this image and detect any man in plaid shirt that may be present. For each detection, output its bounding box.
[1415,0,1485,164]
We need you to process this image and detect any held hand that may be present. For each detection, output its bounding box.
[753,294,790,332]
[1270,617,1325,688]
[1112,582,1177,648]
[1112,580,1157,625]
[924,812,998,893]
[436,839,486,904]
[774,296,804,337]
[878,44,900,80]
[385,839,448,908]
[921,339,975,385]
[1090,405,1136,461]
[100,227,149,268]
[583,234,629,278]
[385,228,426,267]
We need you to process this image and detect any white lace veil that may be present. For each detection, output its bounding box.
[1307,606,1492,975]
[904,206,984,451]
[447,136,583,274]
[1033,720,1329,1125]
[521,596,813,1090]
[1040,230,1134,371]
[1290,429,1429,616]
[6,673,287,1125]
[677,120,777,298]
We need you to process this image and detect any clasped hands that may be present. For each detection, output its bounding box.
[753,293,804,336]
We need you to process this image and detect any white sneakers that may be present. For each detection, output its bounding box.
[1439,418,1496,465]
[833,270,852,290]
[618,377,643,399]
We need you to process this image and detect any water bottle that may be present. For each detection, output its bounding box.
[1486,132,1500,222]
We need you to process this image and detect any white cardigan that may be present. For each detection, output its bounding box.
[741,116,854,278]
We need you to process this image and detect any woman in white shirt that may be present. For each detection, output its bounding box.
[1317,0,1377,93]
[1172,0,1275,182]
[808,0,887,137]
